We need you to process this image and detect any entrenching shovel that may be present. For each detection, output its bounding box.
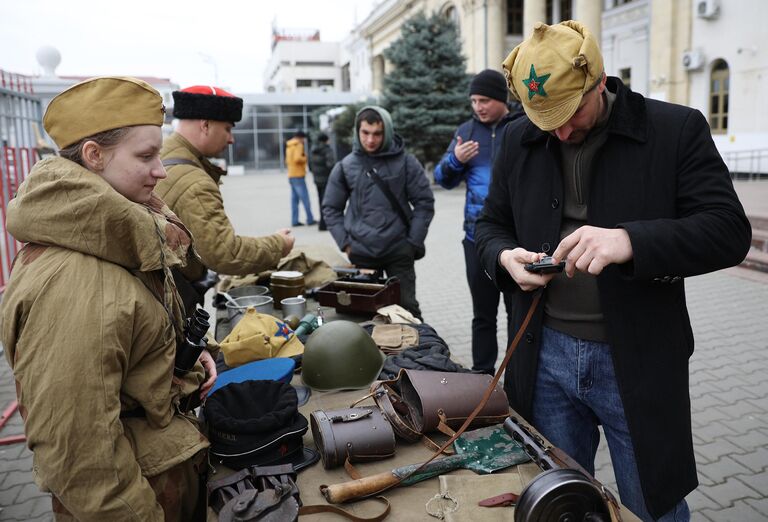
[321,424,530,504]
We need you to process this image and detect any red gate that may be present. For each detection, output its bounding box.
[0,69,40,292]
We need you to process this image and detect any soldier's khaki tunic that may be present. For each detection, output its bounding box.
[1,157,209,521]
[157,132,285,282]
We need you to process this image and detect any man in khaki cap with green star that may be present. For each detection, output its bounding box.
[474,20,750,521]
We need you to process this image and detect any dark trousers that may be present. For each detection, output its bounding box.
[315,181,327,230]
[463,238,514,374]
[349,242,421,320]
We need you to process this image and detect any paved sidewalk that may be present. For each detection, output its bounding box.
[1,172,767,521]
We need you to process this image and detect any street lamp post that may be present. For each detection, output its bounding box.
[198,53,219,85]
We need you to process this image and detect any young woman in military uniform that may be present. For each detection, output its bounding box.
[1,77,217,521]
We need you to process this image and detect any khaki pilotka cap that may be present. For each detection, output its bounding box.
[502,20,603,131]
[44,76,165,149]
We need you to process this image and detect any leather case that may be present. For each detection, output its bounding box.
[310,407,396,469]
[376,369,509,436]
[316,277,401,315]
[208,464,300,521]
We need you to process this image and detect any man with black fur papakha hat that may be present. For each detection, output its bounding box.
[157,85,295,313]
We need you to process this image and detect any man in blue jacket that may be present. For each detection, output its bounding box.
[434,70,522,374]
[323,106,434,319]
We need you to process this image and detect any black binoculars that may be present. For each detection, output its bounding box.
[173,307,210,377]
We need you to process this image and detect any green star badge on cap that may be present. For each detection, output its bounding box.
[523,64,550,100]
[502,21,604,131]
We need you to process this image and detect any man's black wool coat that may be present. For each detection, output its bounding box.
[475,77,751,518]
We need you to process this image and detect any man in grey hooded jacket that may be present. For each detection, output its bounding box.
[322,106,435,319]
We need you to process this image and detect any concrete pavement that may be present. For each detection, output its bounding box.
[1,172,767,521]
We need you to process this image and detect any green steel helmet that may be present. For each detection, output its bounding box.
[301,321,385,391]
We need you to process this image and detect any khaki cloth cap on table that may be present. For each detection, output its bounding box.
[502,20,603,131]
[44,76,165,149]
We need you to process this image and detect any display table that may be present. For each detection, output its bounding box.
[207,284,641,521]
[214,296,360,344]
[205,381,642,521]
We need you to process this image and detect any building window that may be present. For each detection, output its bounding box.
[547,0,572,23]
[318,79,335,87]
[296,79,312,88]
[619,67,631,89]
[709,60,729,134]
[443,3,460,34]
[607,0,634,7]
[341,64,351,92]
[506,0,523,35]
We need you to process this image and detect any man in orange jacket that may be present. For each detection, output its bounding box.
[285,130,316,227]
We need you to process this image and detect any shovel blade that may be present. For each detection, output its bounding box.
[453,424,530,474]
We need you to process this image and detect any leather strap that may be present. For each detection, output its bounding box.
[418,433,454,455]
[331,289,543,501]
[367,385,453,455]
[370,385,422,442]
[162,158,199,168]
[209,465,390,521]
[366,168,411,229]
[344,457,363,480]
[436,411,456,438]
[478,492,519,507]
[299,497,391,521]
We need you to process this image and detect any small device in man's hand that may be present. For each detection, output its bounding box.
[524,256,566,274]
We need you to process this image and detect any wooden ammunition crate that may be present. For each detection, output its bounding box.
[316,277,401,315]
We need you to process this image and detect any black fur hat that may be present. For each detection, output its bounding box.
[172,85,243,123]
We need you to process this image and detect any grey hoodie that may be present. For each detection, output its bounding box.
[322,106,435,258]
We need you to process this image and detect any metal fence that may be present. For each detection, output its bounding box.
[0,70,42,291]
[723,149,768,181]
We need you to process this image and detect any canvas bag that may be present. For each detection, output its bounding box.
[220,308,304,367]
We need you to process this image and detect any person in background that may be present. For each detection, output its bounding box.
[434,69,523,374]
[157,85,293,313]
[309,132,335,231]
[323,106,435,320]
[1,77,217,520]
[475,21,750,521]
[285,130,317,227]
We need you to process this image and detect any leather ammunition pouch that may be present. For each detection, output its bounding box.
[208,464,300,521]
[310,407,396,469]
[371,369,509,441]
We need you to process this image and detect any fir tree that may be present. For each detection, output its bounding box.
[331,102,368,153]
[383,11,471,167]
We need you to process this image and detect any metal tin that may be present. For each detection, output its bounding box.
[270,271,305,310]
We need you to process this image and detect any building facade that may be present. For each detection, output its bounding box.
[263,28,342,93]
[684,0,768,174]
[349,0,604,97]
[230,91,364,170]
[346,0,766,174]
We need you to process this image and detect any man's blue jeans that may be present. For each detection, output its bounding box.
[531,326,690,522]
[289,177,315,226]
